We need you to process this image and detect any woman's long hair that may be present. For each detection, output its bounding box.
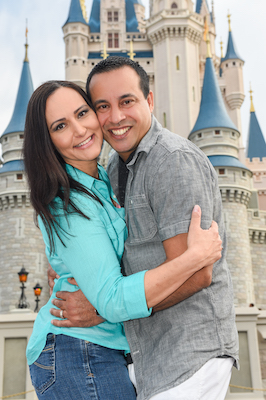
[23,80,102,253]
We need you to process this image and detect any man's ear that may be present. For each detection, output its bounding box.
[147,91,154,113]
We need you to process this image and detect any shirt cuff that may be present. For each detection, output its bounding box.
[123,270,152,319]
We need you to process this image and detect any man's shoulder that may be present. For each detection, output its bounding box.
[149,127,209,165]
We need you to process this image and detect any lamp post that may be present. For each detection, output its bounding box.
[33,283,42,312]
[17,266,29,309]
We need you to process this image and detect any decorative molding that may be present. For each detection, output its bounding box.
[220,187,251,206]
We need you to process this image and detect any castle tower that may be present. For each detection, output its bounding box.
[0,35,49,312]
[189,38,254,307]
[146,0,203,136]
[220,13,245,161]
[195,0,219,80]
[63,0,153,92]
[245,86,266,211]
[63,0,90,89]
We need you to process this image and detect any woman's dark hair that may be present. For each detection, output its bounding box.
[23,80,102,253]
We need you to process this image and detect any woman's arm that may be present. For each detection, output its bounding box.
[48,205,221,325]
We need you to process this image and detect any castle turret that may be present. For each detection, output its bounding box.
[63,0,90,89]
[245,86,266,211]
[0,35,49,312]
[220,13,245,158]
[146,0,202,137]
[189,37,254,307]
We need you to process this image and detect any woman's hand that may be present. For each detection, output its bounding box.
[187,205,222,269]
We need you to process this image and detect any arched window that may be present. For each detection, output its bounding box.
[171,2,178,8]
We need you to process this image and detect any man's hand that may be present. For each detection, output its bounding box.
[50,278,105,328]
[47,264,59,296]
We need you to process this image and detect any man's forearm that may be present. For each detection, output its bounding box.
[153,265,212,312]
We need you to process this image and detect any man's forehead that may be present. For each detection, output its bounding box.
[89,67,140,92]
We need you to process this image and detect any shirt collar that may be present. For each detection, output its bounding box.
[65,163,108,189]
[127,115,162,167]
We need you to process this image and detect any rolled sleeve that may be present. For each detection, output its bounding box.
[148,150,215,241]
[39,205,151,323]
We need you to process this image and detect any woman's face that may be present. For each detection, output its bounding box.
[45,87,103,175]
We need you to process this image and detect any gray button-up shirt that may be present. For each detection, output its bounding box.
[107,116,239,400]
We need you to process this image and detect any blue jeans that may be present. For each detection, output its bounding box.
[29,334,136,400]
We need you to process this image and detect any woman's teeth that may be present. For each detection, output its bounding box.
[75,136,92,147]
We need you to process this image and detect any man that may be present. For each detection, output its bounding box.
[50,57,238,399]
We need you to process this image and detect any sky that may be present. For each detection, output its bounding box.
[0,0,265,155]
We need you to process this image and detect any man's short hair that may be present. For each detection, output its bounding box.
[86,56,150,104]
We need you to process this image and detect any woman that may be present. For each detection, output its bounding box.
[24,80,222,400]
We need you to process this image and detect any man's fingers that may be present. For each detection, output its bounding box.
[51,319,74,328]
[52,298,65,309]
[68,277,78,286]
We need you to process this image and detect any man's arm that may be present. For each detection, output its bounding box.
[153,233,212,312]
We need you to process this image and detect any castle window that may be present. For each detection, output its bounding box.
[242,171,246,178]
[176,56,180,70]
[219,169,225,175]
[233,61,236,66]
[147,61,150,64]
[19,134,24,139]
[108,33,119,48]
[226,63,228,67]
[73,59,77,63]
[197,133,202,139]
[108,11,119,22]
[171,2,178,8]
[4,137,8,142]
[92,62,95,66]
[214,130,221,135]
[16,173,23,180]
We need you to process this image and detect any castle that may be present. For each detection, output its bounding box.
[1,0,266,396]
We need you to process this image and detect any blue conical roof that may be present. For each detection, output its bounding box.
[2,58,34,136]
[126,0,141,32]
[64,0,88,26]
[195,0,214,23]
[223,31,243,62]
[190,57,238,136]
[246,110,266,160]
[89,0,100,32]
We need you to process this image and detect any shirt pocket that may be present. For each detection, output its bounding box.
[126,195,157,244]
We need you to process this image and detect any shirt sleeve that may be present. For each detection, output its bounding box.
[39,203,151,323]
[147,148,216,242]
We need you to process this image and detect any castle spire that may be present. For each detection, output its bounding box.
[249,83,255,113]
[190,49,237,136]
[2,34,34,137]
[223,13,243,62]
[24,21,29,62]
[246,88,266,161]
[88,0,100,33]
[64,0,88,26]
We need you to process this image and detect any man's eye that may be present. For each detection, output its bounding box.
[123,99,133,105]
[97,104,108,110]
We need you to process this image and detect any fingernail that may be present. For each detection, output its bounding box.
[193,205,200,213]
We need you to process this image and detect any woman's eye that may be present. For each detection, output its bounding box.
[55,123,65,131]
[78,109,89,118]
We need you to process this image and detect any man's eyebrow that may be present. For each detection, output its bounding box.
[94,93,137,107]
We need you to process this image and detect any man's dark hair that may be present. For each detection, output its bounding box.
[86,56,150,104]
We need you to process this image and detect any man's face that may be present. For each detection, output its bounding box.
[89,66,154,161]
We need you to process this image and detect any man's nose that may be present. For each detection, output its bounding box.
[109,106,125,125]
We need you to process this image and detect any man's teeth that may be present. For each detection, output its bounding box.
[75,137,92,147]
[111,127,130,136]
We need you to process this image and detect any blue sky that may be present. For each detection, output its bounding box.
[0,0,265,152]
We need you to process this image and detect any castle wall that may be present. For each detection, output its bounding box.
[0,203,49,313]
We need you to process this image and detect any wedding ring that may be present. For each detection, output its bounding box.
[60,310,64,319]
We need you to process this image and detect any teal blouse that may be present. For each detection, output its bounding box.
[26,164,151,365]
